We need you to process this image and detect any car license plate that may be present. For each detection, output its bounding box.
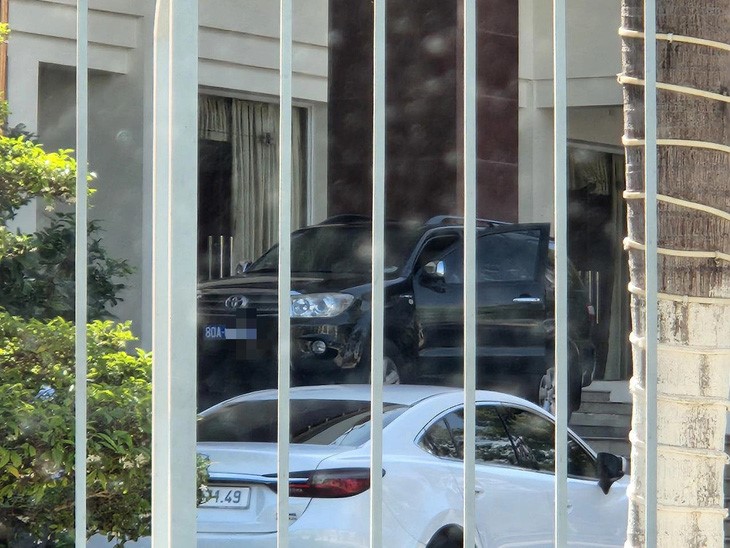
[203,325,227,340]
[199,486,251,509]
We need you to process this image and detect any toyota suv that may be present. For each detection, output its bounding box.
[197,215,595,411]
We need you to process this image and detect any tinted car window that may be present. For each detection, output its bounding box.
[498,406,597,477]
[435,229,542,284]
[198,399,406,446]
[248,225,422,274]
[419,406,516,466]
[567,438,598,478]
[475,406,517,465]
[477,230,541,282]
[498,406,555,471]
[419,418,459,458]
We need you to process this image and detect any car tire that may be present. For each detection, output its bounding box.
[426,527,463,548]
[348,340,405,384]
[537,366,581,417]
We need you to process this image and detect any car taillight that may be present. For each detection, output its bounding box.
[270,468,372,498]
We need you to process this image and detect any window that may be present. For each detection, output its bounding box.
[432,229,542,285]
[418,406,516,466]
[197,399,406,446]
[418,418,460,459]
[498,406,598,478]
[476,230,541,282]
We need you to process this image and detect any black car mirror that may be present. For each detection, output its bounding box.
[236,260,253,275]
[596,452,625,494]
[423,260,445,279]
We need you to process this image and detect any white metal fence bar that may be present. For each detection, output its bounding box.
[276,0,293,545]
[151,3,171,543]
[643,0,658,542]
[151,0,198,546]
[74,0,88,544]
[370,1,386,546]
[462,0,477,546]
[552,0,569,544]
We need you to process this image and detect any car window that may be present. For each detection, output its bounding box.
[567,438,598,478]
[498,406,555,471]
[498,406,597,477]
[418,418,460,458]
[197,399,406,446]
[415,234,460,272]
[476,230,541,282]
[418,406,517,466]
[434,228,542,285]
[247,224,422,274]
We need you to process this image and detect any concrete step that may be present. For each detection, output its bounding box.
[570,424,630,439]
[570,411,632,428]
[580,390,611,403]
[575,401,633,416]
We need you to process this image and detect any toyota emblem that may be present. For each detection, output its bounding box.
[224,295,249,309]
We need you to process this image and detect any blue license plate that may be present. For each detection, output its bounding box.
[203,325,227,340]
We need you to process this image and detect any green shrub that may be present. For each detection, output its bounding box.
[0,312,203,546]
[0,214,132,321]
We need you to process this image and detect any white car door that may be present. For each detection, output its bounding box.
[443,405,555,547]
[497,404,628,547]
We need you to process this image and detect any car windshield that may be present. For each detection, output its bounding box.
[198,399,408,447]
[247,224,422,274]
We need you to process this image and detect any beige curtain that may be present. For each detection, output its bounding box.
[199,95,230,142]
[230,100,306,262]
[603,155,631,380]
[569,148,611,195]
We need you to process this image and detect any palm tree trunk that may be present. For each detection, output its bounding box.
[620,0,730,545]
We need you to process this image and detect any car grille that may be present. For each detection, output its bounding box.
[197,293,279,315]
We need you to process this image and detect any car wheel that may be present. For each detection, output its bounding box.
[427,527,463,548]
[348,341,404,384]
[538,367,580,417]
[538,367,556,415]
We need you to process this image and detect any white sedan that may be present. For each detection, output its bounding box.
[195,384,628,547]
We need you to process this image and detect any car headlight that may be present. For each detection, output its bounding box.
[290,293,355,318]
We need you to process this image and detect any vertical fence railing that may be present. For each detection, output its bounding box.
[370,1,386,547]
[552,0,569,545]
[136,2,625,548]
[74,0,88,544]
[276,0,293,545]
[462,0,477,546]
[151,1,198,546]
[643,0,659,542]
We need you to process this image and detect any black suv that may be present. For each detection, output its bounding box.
[197,215,595,411]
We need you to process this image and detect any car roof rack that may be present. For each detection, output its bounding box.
[318,214,372,225]
[425,215,509,228]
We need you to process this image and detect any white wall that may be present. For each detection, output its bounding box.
[7,0,329,347]
[518,0,624,224]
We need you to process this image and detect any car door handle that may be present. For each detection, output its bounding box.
[474,484,485,495]
[512,296,542,303]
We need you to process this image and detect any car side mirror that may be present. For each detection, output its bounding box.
[596,452,625,494]
[236,260,253,275]
[423,260,445,279]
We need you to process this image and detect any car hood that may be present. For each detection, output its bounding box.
[198,272,375,295]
